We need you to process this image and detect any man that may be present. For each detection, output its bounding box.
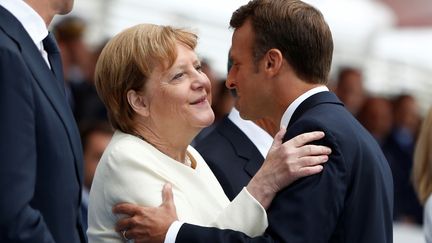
[334,67,365,117]
[0,0,86,242]
[114,0,393,242]
[383,94,422,224]
[79,121,113,229]
[195,108,274,200]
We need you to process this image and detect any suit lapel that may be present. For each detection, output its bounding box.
[0,7,83,183]
[288,91,343,128]
[218,118,264,177]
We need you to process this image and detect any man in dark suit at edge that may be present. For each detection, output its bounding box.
[0,0,86,242]
[113,0,394,242]
[195,107,274,200]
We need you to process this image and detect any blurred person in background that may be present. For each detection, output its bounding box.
[211,79,235,122]
[88,23,330,242]
[53,16,91,84]
[357,96,394,145]
[412,107,432,243]
[53,17,108,124]
[201,59,220,118]
[79,121,113,230]
[195,106,276,200]
[383,94,423,224]
[0,0,86,242]
[334,66,366,117]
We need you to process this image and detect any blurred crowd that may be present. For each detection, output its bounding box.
[55,15,428,230]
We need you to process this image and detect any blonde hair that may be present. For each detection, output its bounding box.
[412,107,432,204]
[94,24,197,134]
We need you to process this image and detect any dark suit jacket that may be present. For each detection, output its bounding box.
[382,129,423,224]
[0,6,86,243]
[178,92,393,243]
[194,116,264,200]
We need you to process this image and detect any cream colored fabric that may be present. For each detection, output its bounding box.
[87,130,268,242]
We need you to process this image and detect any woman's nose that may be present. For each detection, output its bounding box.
[192,73,210,90]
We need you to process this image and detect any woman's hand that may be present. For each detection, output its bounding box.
[246,127,331,209]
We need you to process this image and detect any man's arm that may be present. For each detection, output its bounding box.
[113,129,332,242]
[0,49,55,242]
[176,124,345,243]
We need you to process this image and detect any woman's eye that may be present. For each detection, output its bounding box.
[195,65,202,72]
[172,72,184,80]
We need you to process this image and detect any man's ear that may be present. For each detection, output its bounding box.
[127,90,150,117]
[264,49,283,76]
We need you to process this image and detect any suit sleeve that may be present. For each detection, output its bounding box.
[0,48,55,242]
[176,120,347,243]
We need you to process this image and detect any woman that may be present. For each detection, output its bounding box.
[87,24,330,242]
[413,107,432,243]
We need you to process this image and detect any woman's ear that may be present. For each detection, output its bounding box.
[264,49,283,76]
[127,90,150,117]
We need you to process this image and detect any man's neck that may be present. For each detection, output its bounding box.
[24,0,53,26]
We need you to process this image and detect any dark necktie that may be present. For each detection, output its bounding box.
[43,32,65,94]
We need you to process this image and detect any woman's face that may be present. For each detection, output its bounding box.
[144,43,214,132]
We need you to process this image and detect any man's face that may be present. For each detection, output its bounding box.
[226,20,270,121]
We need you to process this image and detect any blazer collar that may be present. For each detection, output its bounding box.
[218,117,265,177]
[288,91,343,128]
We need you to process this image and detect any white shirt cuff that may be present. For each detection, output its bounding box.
[163,220,184,243]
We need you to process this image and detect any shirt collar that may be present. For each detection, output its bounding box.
[228,108,273,158]
[0,0,48,49]
[280,86,329,128]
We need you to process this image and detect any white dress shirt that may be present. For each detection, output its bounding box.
[280,86,329,128]
[228,108,273,158]
[0,0,50,67]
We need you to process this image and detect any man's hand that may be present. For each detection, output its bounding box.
[247,128,331,209]
[113,183,178,243]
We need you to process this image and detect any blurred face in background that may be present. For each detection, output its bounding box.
[84,131,112,189]
[336,70,365,116]
[394,96,421,136]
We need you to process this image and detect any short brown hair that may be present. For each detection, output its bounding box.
[94,24,197,134]
[230,0,333,84]
[53,16,86,42]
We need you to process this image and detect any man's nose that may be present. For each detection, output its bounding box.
[226,71,236,89]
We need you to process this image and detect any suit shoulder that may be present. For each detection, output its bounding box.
[0,30,20,53]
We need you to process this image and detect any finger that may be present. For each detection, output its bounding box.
[123,228,132,241]
[161,183,174,207]
[296,145,331,157]
[124,228,139,241]
[115,217,134,232]
[271,126,287,148]
[112,203,141,215]
[296,155,329,167]
[297,165,324,178]
[288,131,325,147]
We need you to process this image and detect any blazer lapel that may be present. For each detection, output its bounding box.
[288,91,344,128]
[219,118,264,178]
[0,8,83,183]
